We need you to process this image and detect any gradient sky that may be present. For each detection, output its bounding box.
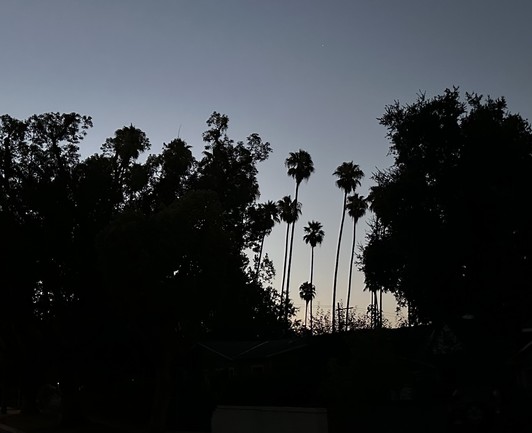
[2,0,531,324]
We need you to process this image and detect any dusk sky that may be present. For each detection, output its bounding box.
[2,0,531,323]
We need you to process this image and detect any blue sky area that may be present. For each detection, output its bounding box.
[2,0,531,323]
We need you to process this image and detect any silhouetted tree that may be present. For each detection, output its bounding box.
[0,109,290,433]
[276,195,301,315]
[303,220,324,332]
[100,124,152,209]
[252,254,296,335]
[97,112,282,432]
[361,88,532,329]
[0,112,94,421]
[151,138,194,208]
[298,281,316,328]
[284,150,314,325]
[345,193,367,328]
[248,200,280,279]
[331,162,364,332]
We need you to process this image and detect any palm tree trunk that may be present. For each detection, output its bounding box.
[304,301,309,327]
[345,217,357,328]
[374,290,379,328]
[380,288,383,328]
[284,183,300,327]
[279,222,290,314]
[371,290,377,329]
[310,246,315,333]
[332,192,347,332]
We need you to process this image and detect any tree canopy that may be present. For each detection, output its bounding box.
[0,111,289,429]
[361,89,532,328]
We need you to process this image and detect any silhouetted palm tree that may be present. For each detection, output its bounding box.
[252,200,280,279]
[303,220,324,332]
[277,195,301,310]
[345,193,367,328]
[365,192,385,328]
[299,281,316,328]
[284,150,314,324]
[332,162,364,332]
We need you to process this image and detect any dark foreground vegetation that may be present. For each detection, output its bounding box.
[1,88,532,432]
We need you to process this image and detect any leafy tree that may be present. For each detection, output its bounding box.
[248,200,280,279]
[252,254,297,337]
[26,112,92,182]
[100,125,153,210]
[331,162,364,331]
[0,109,287,432]
[303,220,324,332]
[0,112,93,324]
[361,89,532,329]
[1,115,31,320]
[0,112,94,419]
[345,194,367,328]
[197,112,271,237]
[93,113,283,432]
[150,138,195,208]
[284,150,314,325]
[298,281,316,328]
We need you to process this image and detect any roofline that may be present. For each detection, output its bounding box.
[196,342,234,360]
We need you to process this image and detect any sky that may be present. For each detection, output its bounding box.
[1,0,531,324]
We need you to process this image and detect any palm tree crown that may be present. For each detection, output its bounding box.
[299,281,316,303]
[303,220,325,248]
[333,161,364,194]
[299,281,316,328]
[277,195,301,225]
[285,150,314,187]
[250,200,280,278]
[346,193,367,222]
[260,200,281,229]
[250,200,280,236]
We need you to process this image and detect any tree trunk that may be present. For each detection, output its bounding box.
[380,288,383,328]
[279,223,290,317]
[370,290,377,329]
[332,192,347,332]
[345,217,357,328]
[310,246,315,334]
[284,183,300,327]
[304,302,308,328]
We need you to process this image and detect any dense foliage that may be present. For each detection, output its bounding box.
[361,89,532,327]
[0,111,289,428]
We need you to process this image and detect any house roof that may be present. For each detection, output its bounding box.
[197,339,308,361]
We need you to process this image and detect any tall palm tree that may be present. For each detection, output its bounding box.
[345,193,367,328]
[365,193,384,329]
[284,150,314,324]
[299,281,316,328]
[332,162,364,332]
[277,196,301,310]
[303,220,324,332]
[252,200,280,279]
